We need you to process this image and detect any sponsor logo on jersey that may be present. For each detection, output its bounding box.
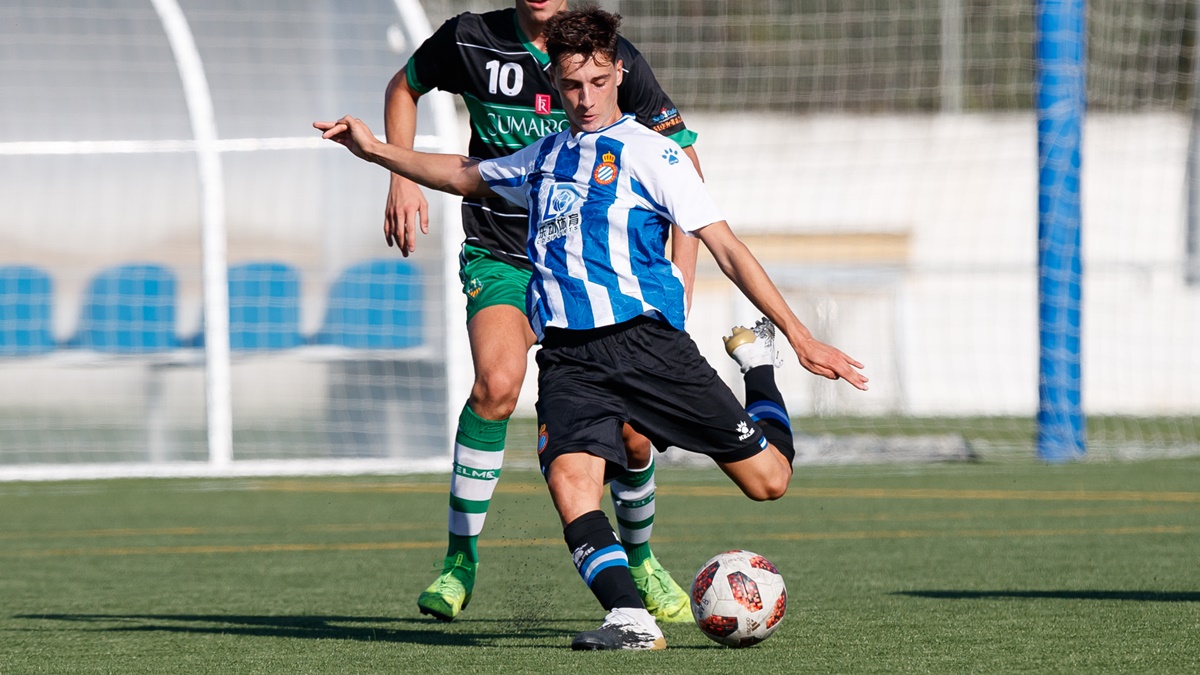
[537,184,584,245]
[536,213,581,245]
[464,96,571,149]
[652,117,683,133]
[662,148,680,165]
[535,93,552,115]
[651,106,682,133]
[593,151,619,185]
[652,107,679,124]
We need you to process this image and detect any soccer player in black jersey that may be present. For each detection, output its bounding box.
[382,0,701,624]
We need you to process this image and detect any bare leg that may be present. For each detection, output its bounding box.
[717,445,792,501]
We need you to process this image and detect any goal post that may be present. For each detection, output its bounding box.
[1035,0,1086,461]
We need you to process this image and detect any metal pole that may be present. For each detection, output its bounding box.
[941,0,965,112]
[153,0,233,468]
[1186,0,1200,286]
[1035,0,1086,461]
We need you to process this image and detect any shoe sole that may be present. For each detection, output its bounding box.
[723,328,756,356]
[570,636,667,651]
[417,594,470,622]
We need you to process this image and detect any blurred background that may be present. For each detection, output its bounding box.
[0,0,1196,476]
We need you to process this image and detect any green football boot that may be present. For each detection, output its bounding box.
[417,553,476,622]
[630,554,691,623]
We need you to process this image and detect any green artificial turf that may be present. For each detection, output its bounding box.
[2,457,1198,673]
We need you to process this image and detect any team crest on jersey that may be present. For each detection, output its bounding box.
[593,151,619,185]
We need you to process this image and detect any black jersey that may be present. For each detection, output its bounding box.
[405,8,696,269]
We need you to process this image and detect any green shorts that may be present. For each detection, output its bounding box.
[458,242,532,323]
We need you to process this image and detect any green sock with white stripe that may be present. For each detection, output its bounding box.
[446,404,507,563]
[610,457,656,567]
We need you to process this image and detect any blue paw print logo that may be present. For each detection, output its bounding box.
[662,148,679,165]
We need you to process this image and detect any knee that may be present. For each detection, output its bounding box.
[622,428,653,469]
[740,473,789,502]
[470,370,523,419]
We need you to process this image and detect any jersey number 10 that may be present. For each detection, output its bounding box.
[485,60,524,96]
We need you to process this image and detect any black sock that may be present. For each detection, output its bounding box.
[744,365,795,464]
[563,510,643,611]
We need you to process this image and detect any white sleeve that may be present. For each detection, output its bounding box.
[476,139,545,208]
[633,141,723,234]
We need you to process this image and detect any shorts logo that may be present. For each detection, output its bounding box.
[535,93,552,115]
[737,420,754,441]
[466,277,484,298]
[593,151,618,185]
[537,424,549,454]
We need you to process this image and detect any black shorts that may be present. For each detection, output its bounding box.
[534,317,767,480]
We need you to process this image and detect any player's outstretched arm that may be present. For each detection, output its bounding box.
[314,116,494,198]
[383,70,429,256]
[695,220,869,391]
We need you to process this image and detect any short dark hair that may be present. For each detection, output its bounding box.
[544,4,622,69]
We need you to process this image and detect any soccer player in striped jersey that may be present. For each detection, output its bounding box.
[383,0,698,624]
[316,5,867,650]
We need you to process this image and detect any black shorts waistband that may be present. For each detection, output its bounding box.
[540,315,661,349]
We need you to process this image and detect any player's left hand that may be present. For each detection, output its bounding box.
[792,337,869,391]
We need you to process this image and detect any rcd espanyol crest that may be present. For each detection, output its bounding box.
[593,151,618,185]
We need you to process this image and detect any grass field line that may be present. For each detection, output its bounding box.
[0,522,429,541]
[3,524,1193,559]
[248,480,1200,503]
[2,504,1189,543]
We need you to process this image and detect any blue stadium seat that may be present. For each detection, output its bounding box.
[190,262,304,351]
[0,265,55,356]
[315,259,423,349]
[70,264,179,353]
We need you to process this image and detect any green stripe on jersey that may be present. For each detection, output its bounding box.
[666,127,698,149]
[462,93,571,150]
[404,58,431,95]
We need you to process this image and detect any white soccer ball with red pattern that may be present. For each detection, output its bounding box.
[689,549,787,647]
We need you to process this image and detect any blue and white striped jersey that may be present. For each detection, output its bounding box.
[478,114,723,339]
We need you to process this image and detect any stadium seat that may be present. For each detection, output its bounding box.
[314,259,423,349]
[0,265,56,356]
[190,261,304,351]
[69,264,179,353]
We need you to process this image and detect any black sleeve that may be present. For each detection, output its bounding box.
[404,15,465,95]
[616,39,698,147]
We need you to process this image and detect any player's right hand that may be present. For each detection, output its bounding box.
[313,116,377,162]
[385,173,429,256]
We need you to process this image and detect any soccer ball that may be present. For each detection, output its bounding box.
[689,549,787,647]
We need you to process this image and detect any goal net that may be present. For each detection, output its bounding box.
[600,0,1198,462]
[0,0,462,479]
[1,1,1196,478]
